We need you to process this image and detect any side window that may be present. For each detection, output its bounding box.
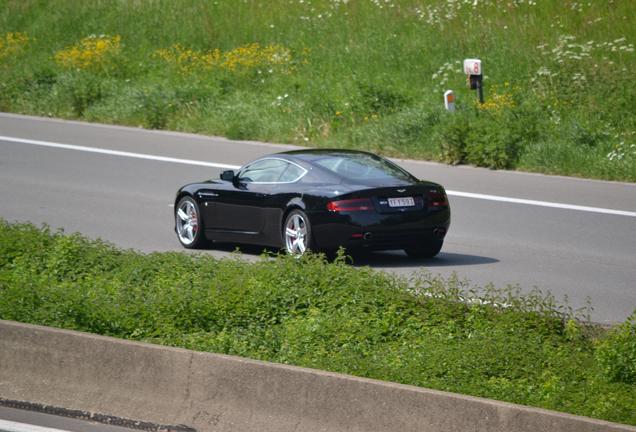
[238,159,289,183]
[279,163,305,183]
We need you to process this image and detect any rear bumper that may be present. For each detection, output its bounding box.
[309,208,450,251]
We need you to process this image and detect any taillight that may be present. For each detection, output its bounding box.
[427,190,448,209]
[327,198,374,212]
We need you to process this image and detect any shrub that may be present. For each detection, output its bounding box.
[596,312,636,384]
[0,220,634,425]
[135,86,179,130]
[433,100,546,170]
[435,113,469,165]
[55,72,108,116]
[464,116,523,170]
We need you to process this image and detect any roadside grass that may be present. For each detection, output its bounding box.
[0,1,635,181]
[0,220,634,425]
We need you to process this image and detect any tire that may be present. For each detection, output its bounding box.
[405,240,443,259]
[283,209,312,256]
[175,196,206,249]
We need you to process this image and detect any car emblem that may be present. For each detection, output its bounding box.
[397,189,406,193]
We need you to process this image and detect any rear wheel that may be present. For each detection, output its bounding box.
[283,209,312,256]
[405,240,443,259]
[175,196,206,249]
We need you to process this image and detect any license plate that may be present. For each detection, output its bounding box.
[387,197,415,207]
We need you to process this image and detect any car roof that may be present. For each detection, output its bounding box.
[279,148,375,157]
[273,148,379,164]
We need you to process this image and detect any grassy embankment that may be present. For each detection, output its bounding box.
[0,0,635,181]
[0,220,634,425]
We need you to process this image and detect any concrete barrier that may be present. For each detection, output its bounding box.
[1,320,634,432]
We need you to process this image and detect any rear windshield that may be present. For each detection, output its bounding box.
[312,153,415,183]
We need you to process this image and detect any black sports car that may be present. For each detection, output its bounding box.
[174,149,450,257]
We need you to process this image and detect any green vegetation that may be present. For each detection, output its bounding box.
[0,0,635,181]
[0,220,634,425]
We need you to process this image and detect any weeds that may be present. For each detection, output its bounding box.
[0,220,634,425]
[1,1,635,180]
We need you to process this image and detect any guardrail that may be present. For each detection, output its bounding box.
[1,320,633,432]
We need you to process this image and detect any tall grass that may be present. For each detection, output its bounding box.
[1,0,634,180]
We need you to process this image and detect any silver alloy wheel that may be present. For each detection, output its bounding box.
[176,199,199,246]
[284,212,308,255]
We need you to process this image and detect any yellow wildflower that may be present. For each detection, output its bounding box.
[0,32,29,61]
[55,34,121,71]
[154,42,295,75]
[477,91,515,112]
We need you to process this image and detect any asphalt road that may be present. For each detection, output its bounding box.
[1,113,635,324]
[0,407,136,432]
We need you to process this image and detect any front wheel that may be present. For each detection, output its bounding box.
[405,240,443,259]
[175,196,206,249]
[283,209,312,256]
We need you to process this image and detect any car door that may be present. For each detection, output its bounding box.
[211,159,290,235]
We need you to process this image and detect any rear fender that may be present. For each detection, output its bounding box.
[281,196,307,229]
[285,196,306,212]
[281,196,317,250]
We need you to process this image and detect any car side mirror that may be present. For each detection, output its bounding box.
[220,170,235,181]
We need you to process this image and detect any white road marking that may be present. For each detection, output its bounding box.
[0,419,72,432]
[446,190,636,218]
[3,135,635,218]
[0,135,241,170]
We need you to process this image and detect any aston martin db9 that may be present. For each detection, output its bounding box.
[174,149,450,257]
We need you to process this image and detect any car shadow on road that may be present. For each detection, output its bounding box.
[205,243,279,257]
[347,250,499,268]
[206,243,498,269]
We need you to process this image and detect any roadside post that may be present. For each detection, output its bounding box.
[464,58,484,104]
[444,90,455,112]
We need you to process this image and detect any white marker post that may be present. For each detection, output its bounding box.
[463,58,484,104]
[444,90,455,112]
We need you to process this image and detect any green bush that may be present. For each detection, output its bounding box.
[135,86,179,130]
[58,72,108,116]
[0,220,634,425]
[435,113,469,165]
[596,313,636,384]
[464,116,523,170]
[435,111,524,169]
